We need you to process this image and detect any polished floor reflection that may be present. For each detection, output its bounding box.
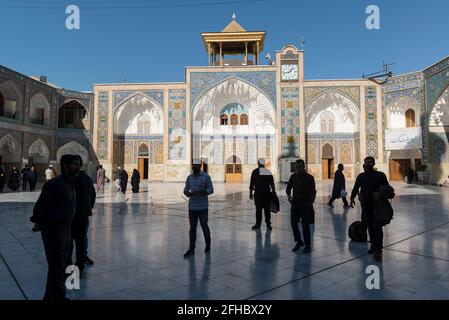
[1,181,449,300]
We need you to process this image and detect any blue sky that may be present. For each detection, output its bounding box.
[0,0,448,91]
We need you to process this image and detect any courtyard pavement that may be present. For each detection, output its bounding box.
[1,180,449,300]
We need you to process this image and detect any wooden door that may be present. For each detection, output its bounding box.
[225,163,243,182]
[329,158,335,179]
[138,158,145,178]
[322,159,329,180]
[389,159,411,181]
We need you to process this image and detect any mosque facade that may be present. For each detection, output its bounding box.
[2,19,449,183]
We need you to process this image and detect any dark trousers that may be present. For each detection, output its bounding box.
[329,196,349,206]
[361,203,383,252]
[67,216,89,272]
[121,182,127,194]
[254,194,271,227]
[29,179,36,191]
[22,177,27,191]
[189,209,211,250]
[41,221,71,300]
[0,181,4,192]
[84,218,89,257]
[291,200,312,247]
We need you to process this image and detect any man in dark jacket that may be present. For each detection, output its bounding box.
[30,154,80,300]
[249,158,275,231]
[67,155,96,274]
[119,168,128,194]
[350,156,391,262]
[21,165,30,191]
[0,165,5,192]
[328,163,350,208]
[286,159,316,254]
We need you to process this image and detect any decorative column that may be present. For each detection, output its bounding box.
[219,42,223,66]
[245,42,248,64]
[208,43,211,66]
[256,42,260,65]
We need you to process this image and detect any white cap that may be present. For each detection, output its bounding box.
[49,165,53,168]
[258,158,265,165]
[192,159,202,165]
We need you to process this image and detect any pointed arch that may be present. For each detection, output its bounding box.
[0,80,23,120]
[28,138,50,164]
[305,89,359,134]
[387,95,420,128]
[56,141,88,165]
[114,92,163,135]
[0,134,21,163]
[430,85,449,127]
[30,92,51,126]
[192,77,275,132]
[58,100,89,130]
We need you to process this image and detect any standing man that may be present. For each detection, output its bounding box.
[0,164,5,193]
[21,165,30,191]
[286,159,316,254]
[328,164,350,208]
[30,154,79,300]
[350,156,390,262]
[45,165,56,182]
[29,166,38,191]
[67,155,96,276]
[183,159,214,258]
[96,165,106,193]
[249,158,275,231]
[119,167,128,194]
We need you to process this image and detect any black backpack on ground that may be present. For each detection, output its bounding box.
[348,221,367,242]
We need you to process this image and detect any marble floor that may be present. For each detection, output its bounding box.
[1,180,449,300]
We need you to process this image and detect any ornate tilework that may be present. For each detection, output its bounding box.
[382,72,426,162]
[281,87,300,157]
[113,90,164,109]
[426,68,449,113]
[190,71,276,109]
[431,138,447,163]
[365,86,378,159]
[168,89,186,160]
[304,86,360,109]
[97,92,109,160]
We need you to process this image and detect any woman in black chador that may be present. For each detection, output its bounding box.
[131,169,140,193]
[8,166,21,192]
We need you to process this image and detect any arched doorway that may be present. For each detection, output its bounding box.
[58,100,89,130]
[28,139,50,181]
[322,143,334,180]
[225,155,243,182]
[192,78,276,182]
[305,89,360,180]
[113,93,164,177]
[0,135,21,175]
[137,143,149,179]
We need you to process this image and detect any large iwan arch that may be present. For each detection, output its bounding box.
[192,78,277,182]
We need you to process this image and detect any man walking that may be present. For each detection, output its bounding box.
[30,155,79,300]
[67,155,96,276]
[286,159,316,254]
[183,159,214,258]
[328,163,350,208]
[350,156,390,262]
[249,158,275,231]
